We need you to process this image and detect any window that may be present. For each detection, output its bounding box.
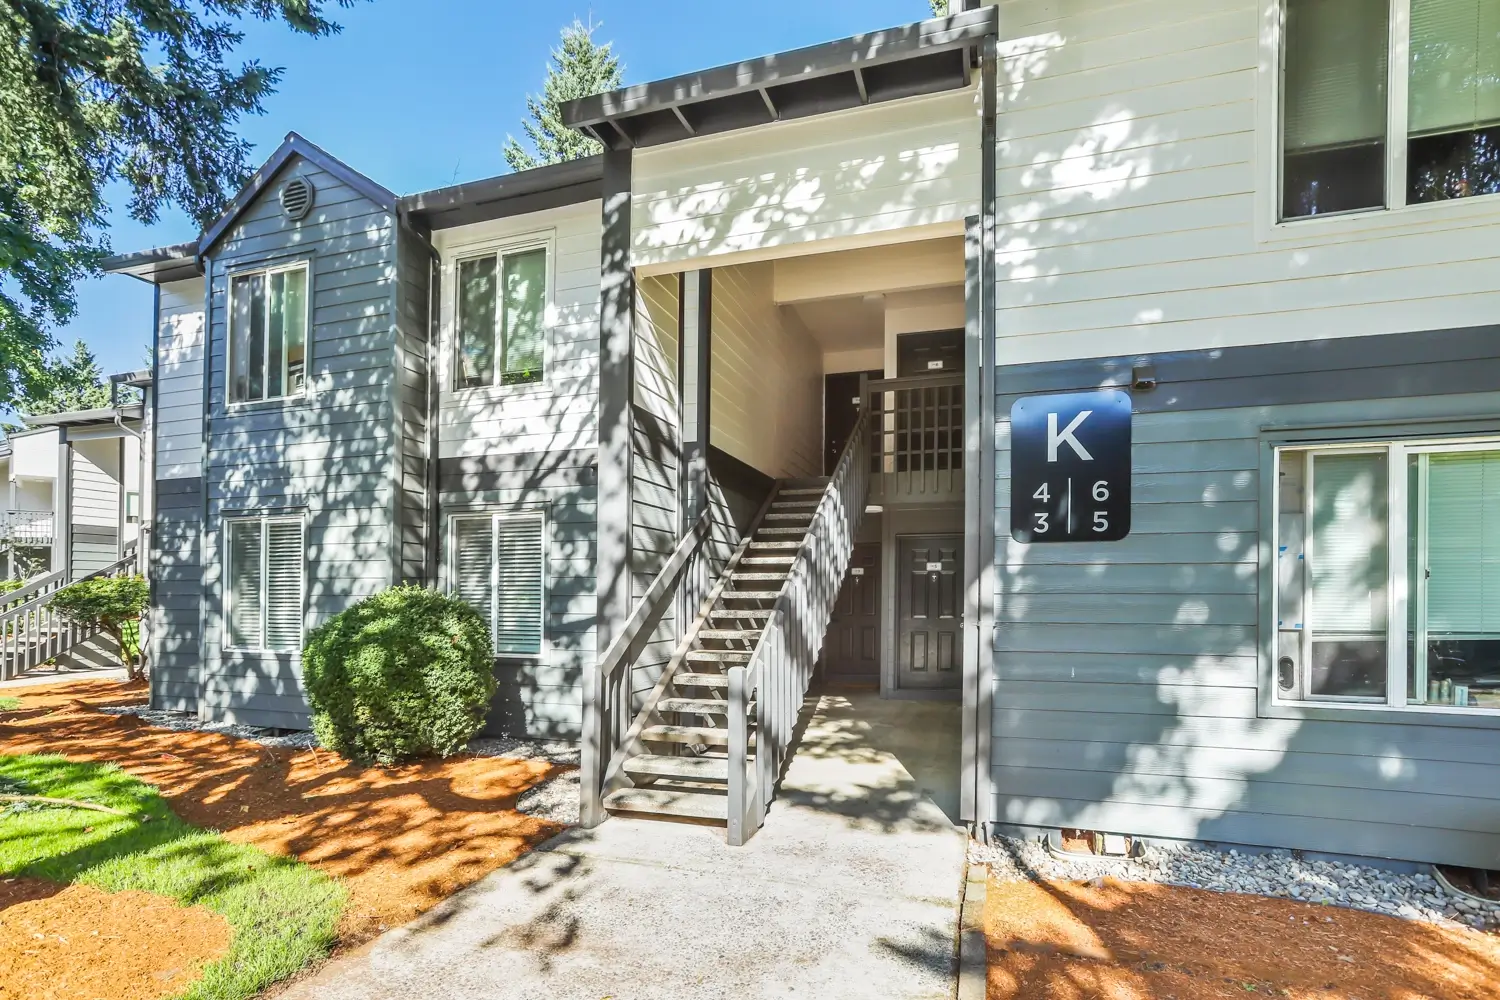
[1279,0,1500,220]
[226,516,304,652]
[125,492,140,525]
[1275,438,1500,713]
[449,511,544,656]
[455,247,546,389]
[229,263,309,403]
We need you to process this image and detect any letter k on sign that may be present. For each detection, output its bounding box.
[1047,410,1093,462]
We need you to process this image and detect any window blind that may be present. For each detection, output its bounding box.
[1283,0,1390,149]
[1310,453,1389,634]
[1409,0,1500,136]
[1424,451,1500,636]
[457,256,498,388]
[453,516,494,631]
[264,520,304,651]
[494,514,544,655]
[228,520,263,649]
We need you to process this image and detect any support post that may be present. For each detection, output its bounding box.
[53,430,71,579]
[975,33,999,837]
[583,145,635,829]
[679,269,712,530]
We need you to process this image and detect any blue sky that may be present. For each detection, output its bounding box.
[67,0,929,376]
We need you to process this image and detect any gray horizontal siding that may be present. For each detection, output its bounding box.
[200,154,399,730]
[151,477,203,713]
[438,449,598,741]
[992,325,1500,868]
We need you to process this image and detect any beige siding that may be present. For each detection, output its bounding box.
[710,262,822,479]
[155,279,206,480]
[632,88,981,271]
[435,202,602,460]
[993,0,1500,365]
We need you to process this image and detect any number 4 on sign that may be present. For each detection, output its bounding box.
[1033,483,1050,502]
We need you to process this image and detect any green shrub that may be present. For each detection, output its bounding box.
[48,575,149,680]
[302,586,496,765]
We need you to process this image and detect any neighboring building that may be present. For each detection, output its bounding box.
[104,0,1500,866]
[1,397,147,583]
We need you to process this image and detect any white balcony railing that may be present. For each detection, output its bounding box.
[0,510,55,546]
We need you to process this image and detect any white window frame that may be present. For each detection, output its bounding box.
[446,233,554,395]
[1257,0,1500,241]
[225,260,313,407]
[223,514,306,653]
[444,508,547,659]
[1272,434,1500,717]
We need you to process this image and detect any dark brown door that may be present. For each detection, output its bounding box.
[896,329,963,377]
[898,535,963,690]
[824,370,882,474]
[824,543,880,682]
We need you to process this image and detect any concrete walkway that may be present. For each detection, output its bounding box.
[282,693,968,1000]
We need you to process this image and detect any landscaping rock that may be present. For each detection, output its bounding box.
[970,835,1500,932]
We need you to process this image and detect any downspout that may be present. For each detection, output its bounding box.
[976,30,1000,842]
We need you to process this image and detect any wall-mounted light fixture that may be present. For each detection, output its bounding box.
[1130,363,1158,392]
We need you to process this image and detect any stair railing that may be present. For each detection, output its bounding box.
[583,507,722,826]
[726,406,872,845]
[0,543,140,681]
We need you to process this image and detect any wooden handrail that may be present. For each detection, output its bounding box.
[596,508,712,682]
[866,372,964,393]
[0,543,141,680]
[727,405,872,844]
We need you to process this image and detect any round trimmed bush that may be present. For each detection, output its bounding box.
[303,586,496,765]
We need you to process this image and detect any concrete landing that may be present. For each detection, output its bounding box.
[280,693,967,1000]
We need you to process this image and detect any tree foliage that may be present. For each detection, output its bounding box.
[303,587,497,765]
[48,574,150,680]
[1,341,114,433]
[0,0,354,410]
[929,0,950,14]
[503,18,623,172]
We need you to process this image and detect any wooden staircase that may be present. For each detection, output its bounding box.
[601,479,831,822]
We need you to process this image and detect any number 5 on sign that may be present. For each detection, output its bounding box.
[1008,389,1132,543]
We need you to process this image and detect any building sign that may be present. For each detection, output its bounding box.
[1010,389,1131,543]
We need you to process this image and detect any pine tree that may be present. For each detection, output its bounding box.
[504,19,624,172]
[930,0,951,15]
[2,341,113,433]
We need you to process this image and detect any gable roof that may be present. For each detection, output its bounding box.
[559,6,997,150]
[198,132,398,256]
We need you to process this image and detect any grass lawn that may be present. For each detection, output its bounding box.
[0,697,18,712]
[0,753,346,1000]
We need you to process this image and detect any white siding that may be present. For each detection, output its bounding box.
[711,262,822,479]
[435,202,602,460]
[632,88,982,271]
[155,278,206,479]
[9,428,57,481]
[993,0,1500,365]
[69,438,119,529]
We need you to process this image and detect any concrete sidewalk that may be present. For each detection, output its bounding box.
[281,694,968,1000]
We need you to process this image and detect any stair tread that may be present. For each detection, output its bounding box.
[746,541,801,550]
[770,501,820,509]
[764,512,814,521]
[622,754,730,781]
[675,672,731,686]
[730,572,788,581]
[698,629,761,640]
[685,650,752,663]
[755,528,807,536]
[659,697,733,714]
[706,609,772,618]
[603,786,728,820]
[721,590,781,600]
[643,724,753,747]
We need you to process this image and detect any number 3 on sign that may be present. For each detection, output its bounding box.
[1034,512,1050,534]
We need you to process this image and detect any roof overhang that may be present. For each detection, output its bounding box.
[559,7,997,151]
[23,403,144,430]
[399,156,604,232]
[101,242,202,284]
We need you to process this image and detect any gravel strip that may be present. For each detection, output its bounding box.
[971,834,1500,932]
[98,704,581,766]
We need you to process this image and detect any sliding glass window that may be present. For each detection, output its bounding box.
[229,264,309,403]
[1276,439,1500,713]
[455,247,547,389]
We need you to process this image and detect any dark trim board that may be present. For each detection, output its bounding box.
[997,323,1500,414]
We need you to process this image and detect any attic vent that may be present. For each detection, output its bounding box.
[280,177,314,221]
